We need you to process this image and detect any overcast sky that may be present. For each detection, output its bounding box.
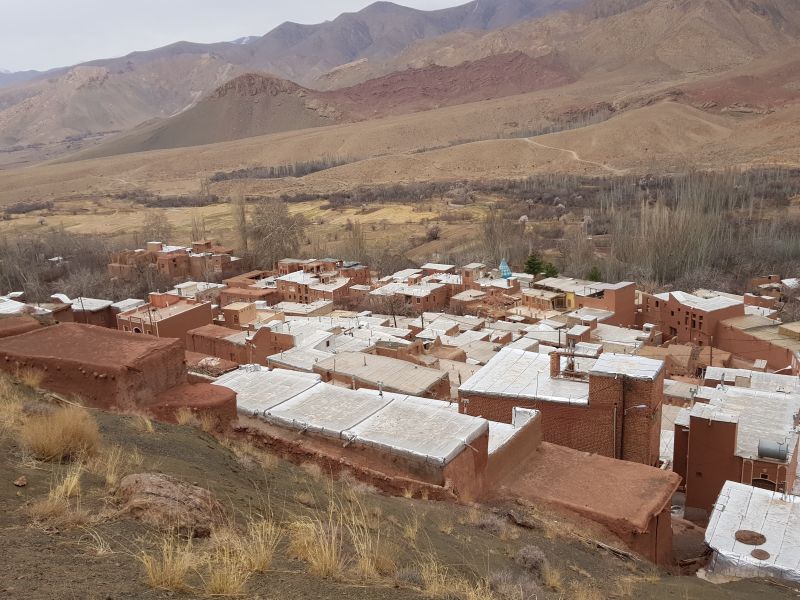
[2,0,460,72]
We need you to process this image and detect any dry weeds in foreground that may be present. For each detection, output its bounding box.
[18,405,100,461]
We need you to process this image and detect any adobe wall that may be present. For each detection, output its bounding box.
[684,416,739,515]
[486,411,543,489]
[155,303,213,341]
[185,329,249,364]
[621,375,663,466]
[0,341,186,411]
[74,308,115,329]
[715,322,795,371]
[673,424,689,485]
[146,382,237,427]
[460,393,616,458]
[319,368,451,400]
[235,415,488,501]
[627,506,674,566]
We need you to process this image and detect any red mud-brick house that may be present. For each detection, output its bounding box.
[637,291,744,345]
[369,282,449,313]
[68,297,116,328]
[109,241,244,283]
[458,348,665,466]
[714,315,800,373]
[533,277,636,327]
[0,323,235,422]
[116,292,213,342]
[673,385,800,519]
[216,367,679,564]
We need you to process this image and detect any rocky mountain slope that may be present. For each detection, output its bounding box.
[0,0,581,158]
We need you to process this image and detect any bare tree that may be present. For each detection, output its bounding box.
[247,198,307,269]
[141,210,173,243]
[232,193,248,253]
[342,220,369,264]
[190,213,207,242]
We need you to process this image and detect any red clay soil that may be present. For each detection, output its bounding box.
[0,315,42,339]
[680,59,800,111]
[491,442,680,534]
[323,51,574,120]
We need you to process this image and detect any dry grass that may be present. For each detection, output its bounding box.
[137,536,195,592]
[82,527,113,556]
[402,514,420,541]
[16,367,45,389]
[294,490,317,508]
[0,375,25,435]
[541,562,563,591]
[242,519,282,573]
[202,543,251,597]
[174,407,197,426]
[197,412,217,433]
[288,509,344,579]
[300,461,324,481]
[26,462,87,528]
[568,580,603,600]
[133,414,155,434]
[417,555,498,600]
[225,438,278,471]
[87,444,144,490]
[345,500,397,581]
[19,405,100,461]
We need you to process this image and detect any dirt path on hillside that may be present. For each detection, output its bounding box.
[525,138,629,175]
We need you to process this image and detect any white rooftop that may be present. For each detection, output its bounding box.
[705,367,800,394]
[214,367,488,465]
[706,481,800,583]
[654,290,743,312]
[590,353,663,381]
[459,348,590,405]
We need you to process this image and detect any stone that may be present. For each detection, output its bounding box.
[13,475,27,487]
[116,473,225,537]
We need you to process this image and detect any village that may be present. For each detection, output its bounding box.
[2,236,800,583]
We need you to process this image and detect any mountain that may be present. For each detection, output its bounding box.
[0,0,582,162]
[72,51,574,159]
[74,74,343,158]
[0,69,42,88]
[317,0,800,87]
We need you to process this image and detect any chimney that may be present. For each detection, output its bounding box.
[549,351,561,379]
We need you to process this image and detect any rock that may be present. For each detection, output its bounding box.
[13,475,27,487]
[116,473,225,537]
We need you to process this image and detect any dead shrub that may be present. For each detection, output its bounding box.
[243,519,282,573]
[541,562,563,591]
[569,580,603,600]
[489,569,543,600]
[515,544,548,575]
[0,375,25,435]
[19,405,100,461]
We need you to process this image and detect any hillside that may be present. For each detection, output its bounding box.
[1,380,787,600]
[74,74,343,158]
[75,52,574,159]
[0,0,578,162]
[318,0,800,88]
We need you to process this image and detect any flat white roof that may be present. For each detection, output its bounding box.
[215,367,321,414]
[654,290,743,312]
[687,386,800,461]
[590,353,663,381]
[71,297,114,312]
[214,367,487,465]
[706,481,800,583]
[704,367,800,394]
[421,263,455,271]
[459,348,590,405]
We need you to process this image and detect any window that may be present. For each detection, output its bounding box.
[655,301,659,308]
[671,310,674,316]
[133,327,142,334]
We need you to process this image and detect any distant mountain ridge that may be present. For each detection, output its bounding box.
[0,0,584,156]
